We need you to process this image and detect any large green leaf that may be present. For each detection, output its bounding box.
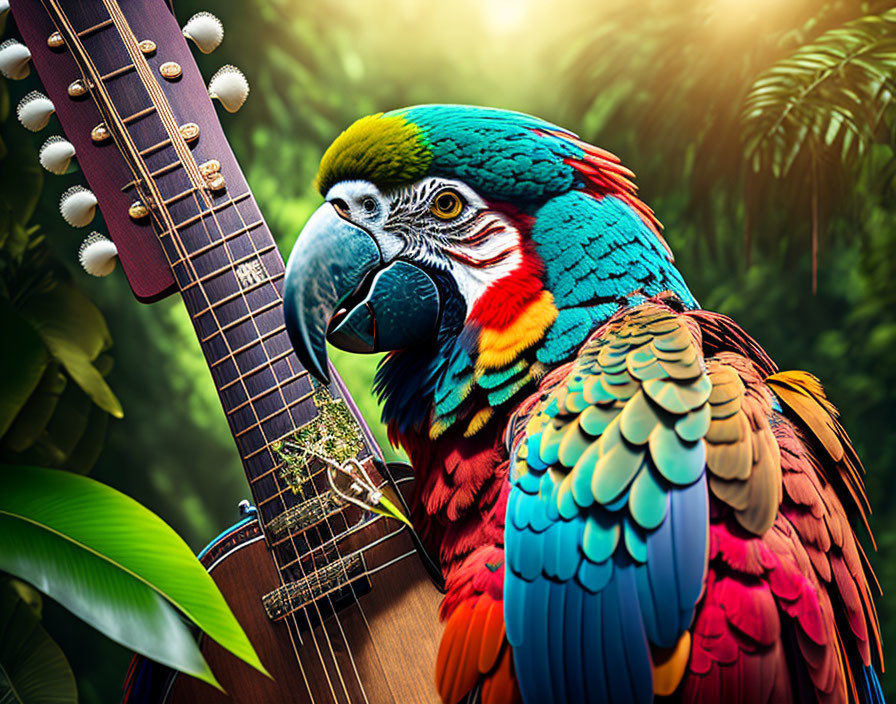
[0,466,269,685]
[17,284,122,419]
[0,300,49,439]
[0,580,77,704]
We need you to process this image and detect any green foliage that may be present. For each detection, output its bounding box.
[563,0,896,271]
[0,70,263,698]
[0,76,118,474]
[743,8,896,179]
[0,579,77,704]
[0,466,268,689]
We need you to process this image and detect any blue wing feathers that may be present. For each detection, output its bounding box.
[547,581,570,704]
[670,479,708,616]
[505,304,713,703]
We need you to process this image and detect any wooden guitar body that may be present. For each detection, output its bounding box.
[125,467,444,704]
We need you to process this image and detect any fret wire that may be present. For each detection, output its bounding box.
[123,105,156,125]
[245,426,298,463]
[162,184,199,207]
[219,347,294,393]
[77,18,113,37]
[100,62,134,82]
[161,192,252,231]
[173,220,264,264]
[214,324,288,370]
[138,135,173,158]
[257,481,300,507]
[190,243,277,287]
[233,389,315,439]
[224,368,306,417]
[196,288,283,336]
[122,158,184,191]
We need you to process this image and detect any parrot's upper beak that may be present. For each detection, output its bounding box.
[283,202,442,384]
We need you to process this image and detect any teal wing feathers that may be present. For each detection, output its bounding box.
[504,303,712,704]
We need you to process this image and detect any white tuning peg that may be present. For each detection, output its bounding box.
[0,40,32,80]
[17,91,55,132]
[78,232,117,277]
[0,1,10,21]
[60,186,98,227]
[182,12,223,54]
[208,65,249,113]
[39,136,76,174]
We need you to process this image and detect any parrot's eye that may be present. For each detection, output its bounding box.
[431,189,465,220]
[361,197,379,215]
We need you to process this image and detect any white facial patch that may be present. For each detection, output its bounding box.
[326,176,524,317]
[384,177,523,313]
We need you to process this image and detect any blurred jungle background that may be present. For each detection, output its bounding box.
[2,0,896,700]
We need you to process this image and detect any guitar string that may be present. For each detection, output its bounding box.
[189,160,376,704]
[113,9,366,695]
[157,141,420,704]
[70,2,323,699]
[181,180,360,704]
[205,131,405,704]
[46,3,413,699]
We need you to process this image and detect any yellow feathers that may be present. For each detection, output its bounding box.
[477,291,558,370]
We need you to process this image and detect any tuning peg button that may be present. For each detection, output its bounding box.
[79,232,117,277]
[60,186,98,227]
[182,12,223,54]
[208,65,249,113]
[17,92,55,132]
[0,40,32,80]
[39,136,76,175]
[0,1,9,20]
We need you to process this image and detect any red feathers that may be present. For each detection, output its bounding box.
[684,515,846,704]
[468,240,544,330]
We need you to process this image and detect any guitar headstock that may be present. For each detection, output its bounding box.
[3,0,248,302]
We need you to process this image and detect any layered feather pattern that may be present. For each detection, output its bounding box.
[317,107,884,704]
[504,303,711,703]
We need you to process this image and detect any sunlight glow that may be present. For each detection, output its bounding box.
[479,0,532,34]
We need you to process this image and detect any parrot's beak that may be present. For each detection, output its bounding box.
[283,203,442,384]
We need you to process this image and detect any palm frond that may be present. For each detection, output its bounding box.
[742,9,896,179]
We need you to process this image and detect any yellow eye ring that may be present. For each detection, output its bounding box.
[431,189,464,220]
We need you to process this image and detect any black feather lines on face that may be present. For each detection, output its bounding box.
[383,179,475,269]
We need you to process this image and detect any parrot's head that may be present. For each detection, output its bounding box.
[284,106,697,440]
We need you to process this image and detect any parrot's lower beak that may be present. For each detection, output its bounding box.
[283,203,442,384]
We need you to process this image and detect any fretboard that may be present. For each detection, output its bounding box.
[24,0,388,593]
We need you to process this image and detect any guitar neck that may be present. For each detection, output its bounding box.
[15,0,392,593]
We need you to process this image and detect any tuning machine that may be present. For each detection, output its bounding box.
[0,1,9,20]
[208,65,249,113]
[182,12,223,54]
[17,91,55,131]
[78,232,118,277]
[39,136,76,174]
[60,186,97,227]
[0,39,31,79]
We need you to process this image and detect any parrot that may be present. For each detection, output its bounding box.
[282,105,884,704]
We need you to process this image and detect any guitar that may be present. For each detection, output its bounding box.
[5,1,445,702]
